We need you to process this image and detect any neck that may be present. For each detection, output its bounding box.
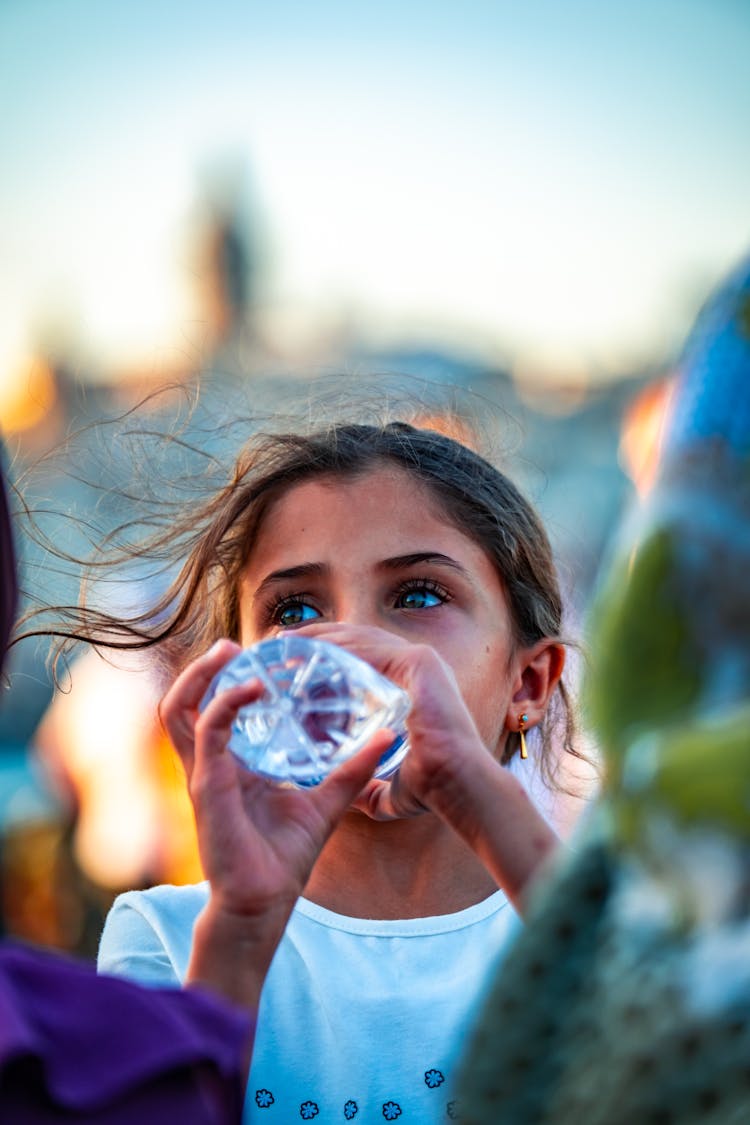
[302,811,499,920]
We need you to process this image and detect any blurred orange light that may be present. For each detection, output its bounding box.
[619,375,676,497]
[411,411,480,449]
[0,357,57,434]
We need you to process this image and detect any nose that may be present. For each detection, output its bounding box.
[334,587,381,630]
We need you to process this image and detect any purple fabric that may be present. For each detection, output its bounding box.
[0,460,254,1123]
[0,942,252,1123]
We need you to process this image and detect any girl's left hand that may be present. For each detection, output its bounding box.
[290,622,493,820]
[292,622,559,911]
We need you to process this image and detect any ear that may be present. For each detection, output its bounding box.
[506,639,565,731]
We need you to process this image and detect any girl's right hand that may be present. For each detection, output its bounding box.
[158,638,392,1007]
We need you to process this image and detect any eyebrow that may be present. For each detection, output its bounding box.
[253,552,469,599]
[379,552,468,574]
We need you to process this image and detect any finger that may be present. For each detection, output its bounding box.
[350,773,428,822]
[162,639,243,725]
[350,777,397,821]
[311,728,396,828]
[304,626,462,713]
[193,678,265,767]
[159,639,242,762]
[293,622,399,650]
[291,623,410,681]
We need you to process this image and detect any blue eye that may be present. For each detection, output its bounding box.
[396,586,444,610]
[276,601,321,628]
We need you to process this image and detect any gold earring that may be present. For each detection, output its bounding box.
[518,713,529,760]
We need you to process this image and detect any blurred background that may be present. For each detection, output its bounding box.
[1,0,748,957]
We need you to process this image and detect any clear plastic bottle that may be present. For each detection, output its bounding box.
[201,635,411,787]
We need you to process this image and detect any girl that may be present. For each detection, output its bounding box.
[46,419,581,1121]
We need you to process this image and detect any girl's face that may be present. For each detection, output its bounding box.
[238,465,523,756]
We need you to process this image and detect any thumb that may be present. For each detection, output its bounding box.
[350,777,396,820]
[311,729,396,828]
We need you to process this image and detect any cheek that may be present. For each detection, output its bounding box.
[456,649,512,749]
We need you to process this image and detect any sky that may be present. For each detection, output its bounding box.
[1,0,749,394]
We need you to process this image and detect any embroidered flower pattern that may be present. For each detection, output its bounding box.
[256,1070,453,1119]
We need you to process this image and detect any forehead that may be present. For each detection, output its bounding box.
[245,465,491,575]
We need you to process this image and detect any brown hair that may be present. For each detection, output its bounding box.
[1,459,18,672]
[20,417,580,781]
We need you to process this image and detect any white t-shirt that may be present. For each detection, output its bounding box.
[98,882,518,1123]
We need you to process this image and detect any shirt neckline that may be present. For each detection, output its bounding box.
[293,888,510,937]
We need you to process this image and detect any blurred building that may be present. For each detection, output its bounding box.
[1,165,665,954]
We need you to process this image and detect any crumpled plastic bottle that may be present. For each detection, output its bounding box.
[201,634,410,787]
